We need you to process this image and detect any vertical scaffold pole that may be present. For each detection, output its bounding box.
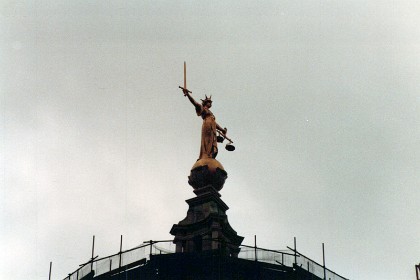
[48,262,52,280]
[119,235,123,269]
[91,235,95,272]
[254,235,257,261]
[149,240,153,258]
[322,243,326,280]
[294,237,297,265]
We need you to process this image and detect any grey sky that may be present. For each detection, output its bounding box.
[1,1,419,279]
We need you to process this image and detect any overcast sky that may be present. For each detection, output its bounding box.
[1,1,419,279]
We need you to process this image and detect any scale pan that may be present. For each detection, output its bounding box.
[217,136,225,143]
[225,144,235,151]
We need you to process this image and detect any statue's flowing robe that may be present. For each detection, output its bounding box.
[196,105,218,159]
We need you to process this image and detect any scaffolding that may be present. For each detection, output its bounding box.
[60,237,348,280]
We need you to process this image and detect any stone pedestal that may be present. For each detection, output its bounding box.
[170,160,244,257]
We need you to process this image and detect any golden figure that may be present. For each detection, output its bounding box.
[182,90,227,160]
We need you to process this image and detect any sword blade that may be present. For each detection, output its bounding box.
[184,61,187,89]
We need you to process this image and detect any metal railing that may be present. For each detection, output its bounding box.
[63,238,348,280]
[287,246,349,280]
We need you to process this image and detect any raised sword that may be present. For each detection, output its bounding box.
[179,61,192,95]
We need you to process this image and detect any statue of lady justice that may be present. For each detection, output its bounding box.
[182,90,227,160]
[179,63,234,162]
[179,63,233,190]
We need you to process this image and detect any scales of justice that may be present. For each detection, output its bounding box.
[170,62,243,256]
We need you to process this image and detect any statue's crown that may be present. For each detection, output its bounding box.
[200,95,212,103]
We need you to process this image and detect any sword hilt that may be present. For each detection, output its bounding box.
[179,86,192,95]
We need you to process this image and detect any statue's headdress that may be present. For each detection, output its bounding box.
[200,95,212,104]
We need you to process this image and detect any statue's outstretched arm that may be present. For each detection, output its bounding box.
[184,90,201,110]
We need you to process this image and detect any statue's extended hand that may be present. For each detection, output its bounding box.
[179,86,191,96]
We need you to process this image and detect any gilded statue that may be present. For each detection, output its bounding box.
[179,62,234,162]
[182,90,227,159]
